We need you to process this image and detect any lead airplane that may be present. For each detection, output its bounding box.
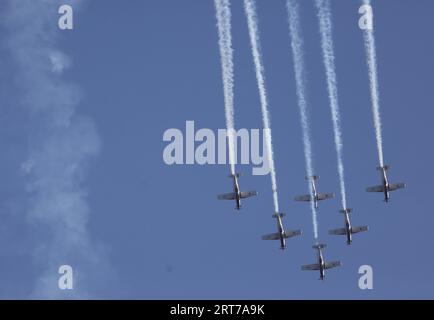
[301,244,341,280]
[262,213,301,250]
[366,165,406,202]
[294,175,334,209]
[217,173,257,210]
[328,208,368,245]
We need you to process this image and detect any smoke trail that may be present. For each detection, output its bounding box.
[4,0,114,298]
[214,0,236,175]
[286,0,319,239]
[361,0,384,167]
[315,0,347,210]
[243,0,279,212]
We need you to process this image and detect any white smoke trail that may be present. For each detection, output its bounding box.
[361,0,384,167]
[286,0,319,239]
[315,0,347,210]
[5,0,114,298]
[243,0,279,213]
[214,0,236,175]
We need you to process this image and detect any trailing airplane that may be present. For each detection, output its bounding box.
[262,213,301,250]
[366,165,406,202]
[301,244,341,280]
[328,208,368,245]
[217,173,257,210]
[294,175,334,209]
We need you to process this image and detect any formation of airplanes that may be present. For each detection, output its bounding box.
[217,165,406,280]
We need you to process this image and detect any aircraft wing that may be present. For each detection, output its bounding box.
[328,228,347,235]
[262,232,280,241]
[366,185,385,192]
[240,191,257,199]
[294,194,311,202]
[284,229,302,238]
[388,183,406,191]
[317,193,334,201]
[351,226,368,234]
[217,193,236,200]
[324,261,341,269]
[301,263,321,271]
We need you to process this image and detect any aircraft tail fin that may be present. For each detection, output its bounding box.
[377,165,390,171]
[228,173,240,178]
[312,243,327,250]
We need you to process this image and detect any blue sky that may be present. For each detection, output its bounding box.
[0,0,433,299]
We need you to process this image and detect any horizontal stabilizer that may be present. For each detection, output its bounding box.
[217,193,236,200]
[301,263,321,271]
[366,185,385,193]
[284,229,302,238]
[312,243,327,249]
[228,173,240,178]
[351,226,368,234]
[377,165,390,171]
[328,228,347,236]
[324,261,341,269]
[240,191,257,198]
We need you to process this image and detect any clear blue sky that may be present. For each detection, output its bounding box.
[0,0,432,299]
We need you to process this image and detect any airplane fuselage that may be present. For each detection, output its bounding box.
[232,176,241,209]
[276,215,286,250]
[381,169,390,202]
[318,249,325,280]
[311,180,319,209]
[344,213,352,245]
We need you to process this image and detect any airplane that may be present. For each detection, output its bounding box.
[262,213,302,250]
[328,208,368,245]
[294,175,334,209]
[366,165,406,202]
[301,244,341,280]
[217,173,257,210]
